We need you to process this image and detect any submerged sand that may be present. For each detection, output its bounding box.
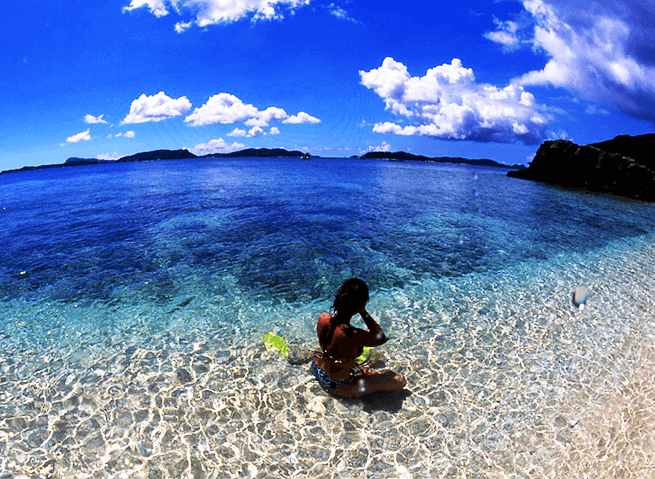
[1,236,654,478]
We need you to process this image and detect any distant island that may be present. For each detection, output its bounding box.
[1,147,524,176]
[356,151,526,169]
[507,133,655,202]
[0,148,308,175]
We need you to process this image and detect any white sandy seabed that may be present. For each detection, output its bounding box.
[1,234,654,479]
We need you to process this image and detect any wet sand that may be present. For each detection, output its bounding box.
[1,237,655,478]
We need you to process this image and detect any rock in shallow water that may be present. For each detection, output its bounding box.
[573,286,589,310]
[176,367,193,383]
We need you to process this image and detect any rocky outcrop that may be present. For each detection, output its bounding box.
[507,135,655,202]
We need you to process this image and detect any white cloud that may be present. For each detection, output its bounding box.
[366,141,392,152]
[66,129,91,143]
[245,106,288,127]
[248,126,266,137]
[123,0,311,29]
[186,92,320,127]
[484,19,521,51]
[116,130,136,138]
[123,0,169,17]
[283,111,321,124]
[85,114,107,124]
[191,138,246,155]
[327,3,355,22]
[122,92,192,124]
[227,127,248,137]
[493,0,655,123]
[97,152,121,161]
[185,93,259,126]
[175,21,193,32]
[360,57,548,144]
[269,126,280,135]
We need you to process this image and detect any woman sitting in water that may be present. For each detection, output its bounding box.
[310,278,406,398]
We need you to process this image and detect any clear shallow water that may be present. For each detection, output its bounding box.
[1,158,654,478]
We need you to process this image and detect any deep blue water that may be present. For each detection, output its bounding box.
[1,157,652,308]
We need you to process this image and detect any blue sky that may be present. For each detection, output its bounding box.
[2,0,654,171]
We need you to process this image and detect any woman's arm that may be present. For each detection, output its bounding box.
[355,307,387,346]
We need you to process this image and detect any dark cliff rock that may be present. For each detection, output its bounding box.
[507,135,655,201]
[589,134,655,171]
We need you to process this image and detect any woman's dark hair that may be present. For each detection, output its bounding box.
[332,278,369,319]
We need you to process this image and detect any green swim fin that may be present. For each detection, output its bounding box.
[263,333,289,357]
[355,346,371,365]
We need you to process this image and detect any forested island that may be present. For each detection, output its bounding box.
[356,151,525,169]
[0,148,310,175]
[1,147,524,176]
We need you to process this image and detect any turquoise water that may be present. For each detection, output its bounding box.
[1,158,654,478]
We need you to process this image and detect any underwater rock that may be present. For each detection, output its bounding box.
[176,367,193,383]
[573,286,589,310]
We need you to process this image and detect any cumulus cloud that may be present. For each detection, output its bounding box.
[85,114,107,124]
[366,141,392,153]
[245,106,288,127]
[175,21,193,32]
[360,57,548,144]
[123,0,311,29]
[226,126,268,137]
[66,129,91,143]
[116,131,136,138]
[269,126,280,135]
[185,92,320,127]
[122,92,192,124]
[283,111,321,124]
[185,93,259,126]
[97,152,121,161]
[227,127,248,137]
[490,0,655,123]
[247,126,266,137]
[190,138,246,155]
[123,0,169,17]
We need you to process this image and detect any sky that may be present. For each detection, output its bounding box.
[2,0,655,171]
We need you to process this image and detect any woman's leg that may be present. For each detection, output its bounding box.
[331,370,406,398]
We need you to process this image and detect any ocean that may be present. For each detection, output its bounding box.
[1,157,654,478]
